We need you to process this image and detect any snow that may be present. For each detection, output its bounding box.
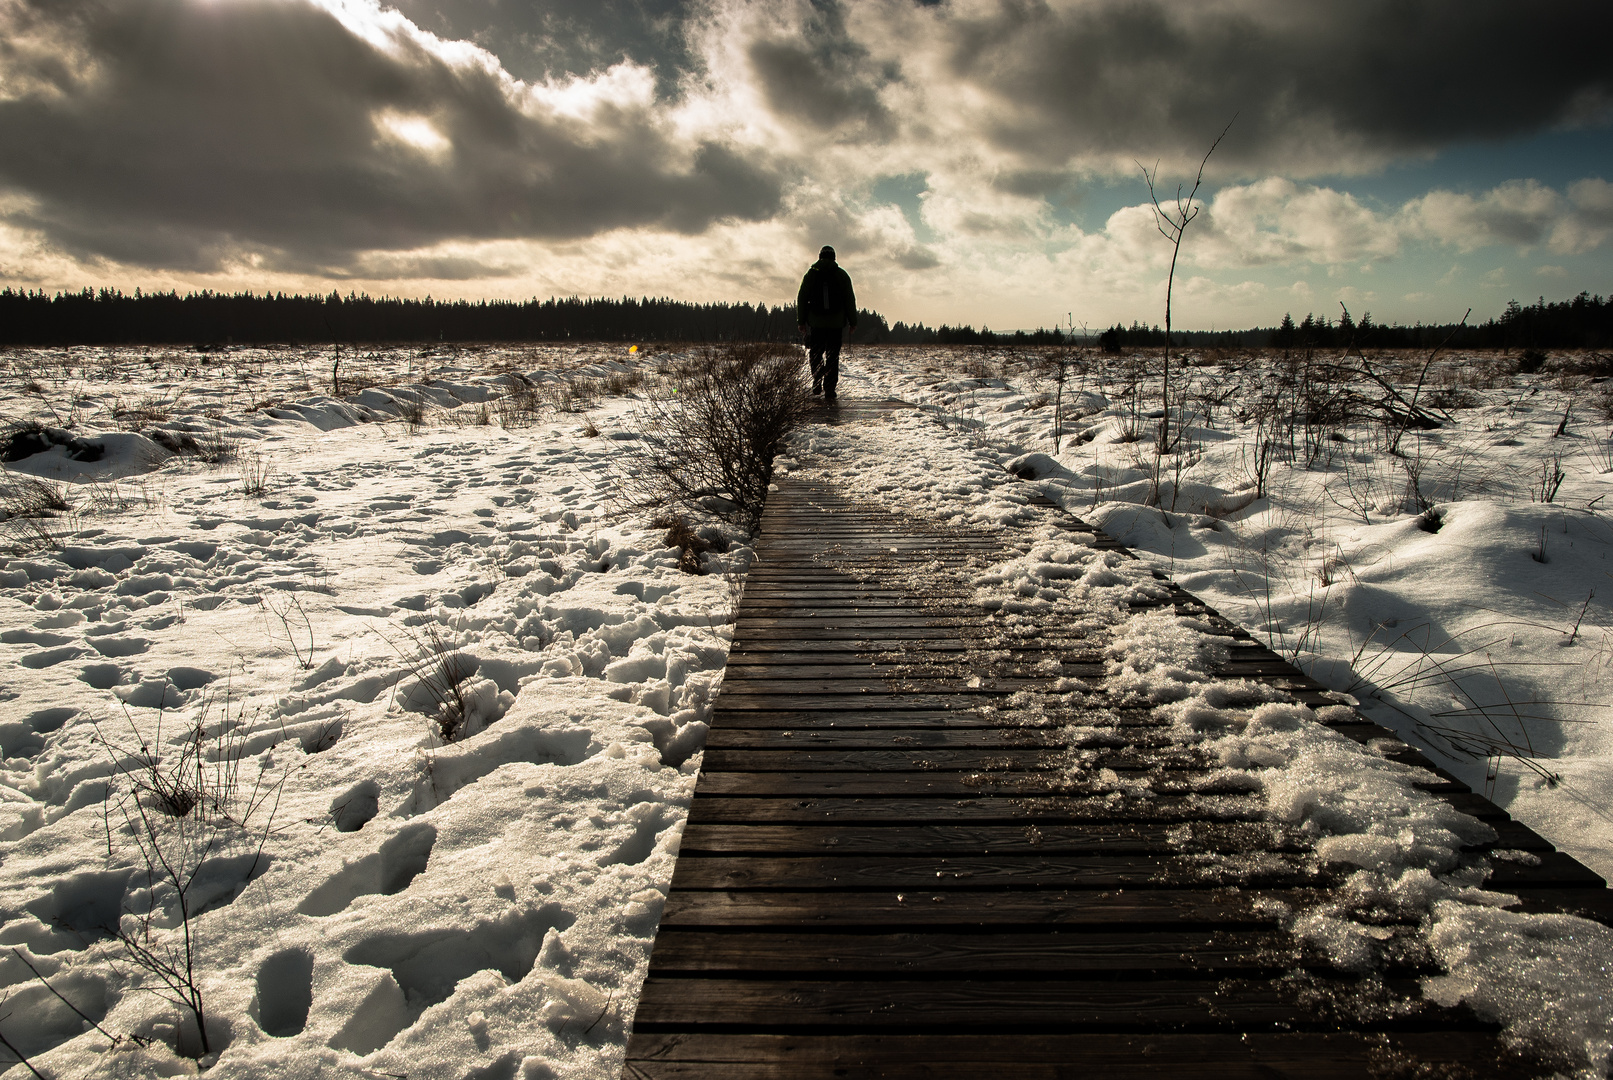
[2,341,1612,1077]
[0,345,737,1078]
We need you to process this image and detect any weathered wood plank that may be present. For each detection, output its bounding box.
[697,747,1202,773]
[714,675,1088,695]
[676,822,1300,856]
[638,929,1301,975]
[629,977,1460,1031]
[683,795,1269,826]
[703,728,1072,750]
[705,710,1039,730]
[657,888,1324,929]
[692,772,1199,798]
[667,854,1326,891]
[623,1033,1535,1080]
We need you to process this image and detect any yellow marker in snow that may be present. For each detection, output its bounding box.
[629,345,639,353]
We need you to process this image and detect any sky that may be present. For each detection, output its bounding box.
[0,0,1610,332]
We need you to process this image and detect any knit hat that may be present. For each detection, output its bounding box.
[819,246,836,261]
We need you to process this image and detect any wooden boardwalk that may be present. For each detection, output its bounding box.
[625,401,1613,1078]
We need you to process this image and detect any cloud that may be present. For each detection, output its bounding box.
[377,0,695,86]
[1093,177,1613,272]
[0,0,1608,327]
[1192,178,1402,267]
[837,0,1613,178]
[0,0,784,273]
[1405,178,1613,254]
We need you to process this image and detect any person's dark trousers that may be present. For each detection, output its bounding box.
[808,326,843,400]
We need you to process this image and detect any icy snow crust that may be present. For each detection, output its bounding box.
[837,349,1613,1077]
[1,343,1610,1076]
[0,346,743,1078]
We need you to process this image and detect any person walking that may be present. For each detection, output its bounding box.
[796,246,857,402]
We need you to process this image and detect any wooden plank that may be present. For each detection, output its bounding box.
[638,929,1301,975]
[658,888,1323,929]
[704,709,1156,730]
[737,598,978,612]
[726,633,1095,650]
[684,795,1269,827]
[710,695,1025,713]
[720,663,1108,680]
[705,710,1041,730]
[729,628,973,644]
[693,772,1203,798]
[697,748,1203,773]
[623,1033,1535,1080]
[667,854,1326,891]
[731,624,988,640]
[703,728,1071,750]
[676,822,1302,856]
[714,676,1077,695]
[721,660,1104,678]
[629,977,1458,1031]
[711,695,1027,713]
[725,648,1103,665]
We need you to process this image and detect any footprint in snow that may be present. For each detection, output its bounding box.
[20,645,88,669]
[253,948,314,1038]
[297,822,437,917]
[1,628,76,647]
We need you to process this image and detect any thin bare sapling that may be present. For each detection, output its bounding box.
[1138,117,1234,453]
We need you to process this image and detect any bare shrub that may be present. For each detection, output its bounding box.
[395,392,428,432]
[193,423,236,466]
[1532,452,1566,503]
[112,395,172,431]
[653,513,713,573]
[399,626,475,744]
[95,696,288,1060]
[0,476,72,518]
[1333,619,1598,791]
[239,451,274,497]
[620,343,812,531]
[493,376,546,428]
[262,593,316,669]
[550,377,601,414]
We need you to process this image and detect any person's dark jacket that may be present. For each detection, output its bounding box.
[797,259,857,330]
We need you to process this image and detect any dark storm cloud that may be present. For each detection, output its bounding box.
[934,0,1613,172]
[0,0,784,273]
[749,39,893,137]
[743,2,895,140]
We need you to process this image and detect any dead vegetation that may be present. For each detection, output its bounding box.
[618,343,812,532]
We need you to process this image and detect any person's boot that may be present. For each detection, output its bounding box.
[812,378,822,395]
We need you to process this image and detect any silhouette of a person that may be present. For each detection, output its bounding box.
[796,246,857,402]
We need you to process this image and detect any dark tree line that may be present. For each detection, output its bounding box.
[2,286,1608,350]
[1098,292,1613,353]
[884,322,1070,345]
[0,289,891,346]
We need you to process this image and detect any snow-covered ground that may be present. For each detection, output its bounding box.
[0,345,745,1078]
[2,341,1612,1078]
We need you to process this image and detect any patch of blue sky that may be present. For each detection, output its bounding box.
[869,173,940,244]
